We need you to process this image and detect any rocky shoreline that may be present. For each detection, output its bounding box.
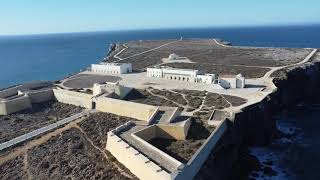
[208,54,320,179]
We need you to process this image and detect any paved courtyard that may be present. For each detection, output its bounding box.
[62,74,121,89]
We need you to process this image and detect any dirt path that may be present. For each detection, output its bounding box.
[113,44,129,61]
[114,39,181,63]
[146,89,186,109]
[23,152,32,180]
[263,48,317,79]
[74,125,134,179]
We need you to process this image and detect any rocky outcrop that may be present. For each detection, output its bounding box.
[203,58,320,179]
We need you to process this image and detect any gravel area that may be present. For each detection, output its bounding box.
[26,128,129,179]
[63,74,121,89]
[78,112,134,149]
[0,101,84,143]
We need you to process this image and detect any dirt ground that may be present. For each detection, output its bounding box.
[148,118,215,163]
[204,93,230,109]
[0,100,83,143]
[150,89,187,105]
[113,39,310,70]
[78,112,134,149]
[116,40,177,59]
[0,155,27,180]
[26,128,130,180]
[124,89,184,111]
[222,95,247,107]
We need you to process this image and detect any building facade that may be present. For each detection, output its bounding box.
[91,63,132,74]
[147,66,217,84]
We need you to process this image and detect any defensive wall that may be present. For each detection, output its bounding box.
[106,122,173,180]
[24,89,54,104]
[107,119,228,180]
[0,81,51,98]
[53,89,93,109]
[95,97,159,122]
[172,119,229,180]
[134,119,191,141]
[0,95,32,115]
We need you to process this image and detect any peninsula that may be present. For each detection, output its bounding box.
[0,38,318,180]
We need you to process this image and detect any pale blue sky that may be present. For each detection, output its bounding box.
[1,0,319,35]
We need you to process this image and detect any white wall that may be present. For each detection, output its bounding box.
[91,63,132,74]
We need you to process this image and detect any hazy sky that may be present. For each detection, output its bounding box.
[1,0,320,35]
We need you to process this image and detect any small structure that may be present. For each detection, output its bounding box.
[196,74,217,84]
[219,74,245,89]
[168,53,180,60]
[92,82,132,99]
[147,66,199,82]
[91,63,132,74]
[147,66,217,84]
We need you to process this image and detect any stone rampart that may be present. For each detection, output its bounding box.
[172,119,228,180]
[26,89,54,103]
[0,95,32,115]
[95,97,158,121]
[53,89,93,108]
[106,122,172,180]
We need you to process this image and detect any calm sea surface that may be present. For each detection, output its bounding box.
[0,25,320,88]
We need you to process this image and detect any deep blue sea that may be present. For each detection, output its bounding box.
[0,25,320,88]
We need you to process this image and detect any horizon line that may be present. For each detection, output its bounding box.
[1,22,320,37]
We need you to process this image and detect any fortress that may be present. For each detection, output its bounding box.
[2,38,310,180]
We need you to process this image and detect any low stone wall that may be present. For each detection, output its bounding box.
[95,97,158,121]
[106,122,172,180]
[0,85,22,98]
[0,95,32,115]
[172,119,229,180]
[135,120,191,141]
[53,89,93,109]
[26,89,54,103]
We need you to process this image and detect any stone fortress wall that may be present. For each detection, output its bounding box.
[0,95,32,115]
[53,89,93,109]
[172,119,229,180]
[106,122,174,180]
[0,82,54,115]
[95,96,159,122]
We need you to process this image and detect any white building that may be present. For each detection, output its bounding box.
[196,74,216,84]
[147,66,198,82]
[168,53,180,60]
[219,74,245,89]
[91,63,132,74]
[147,66,217,84]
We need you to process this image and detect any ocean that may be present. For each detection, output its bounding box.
[0,25,320,88]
